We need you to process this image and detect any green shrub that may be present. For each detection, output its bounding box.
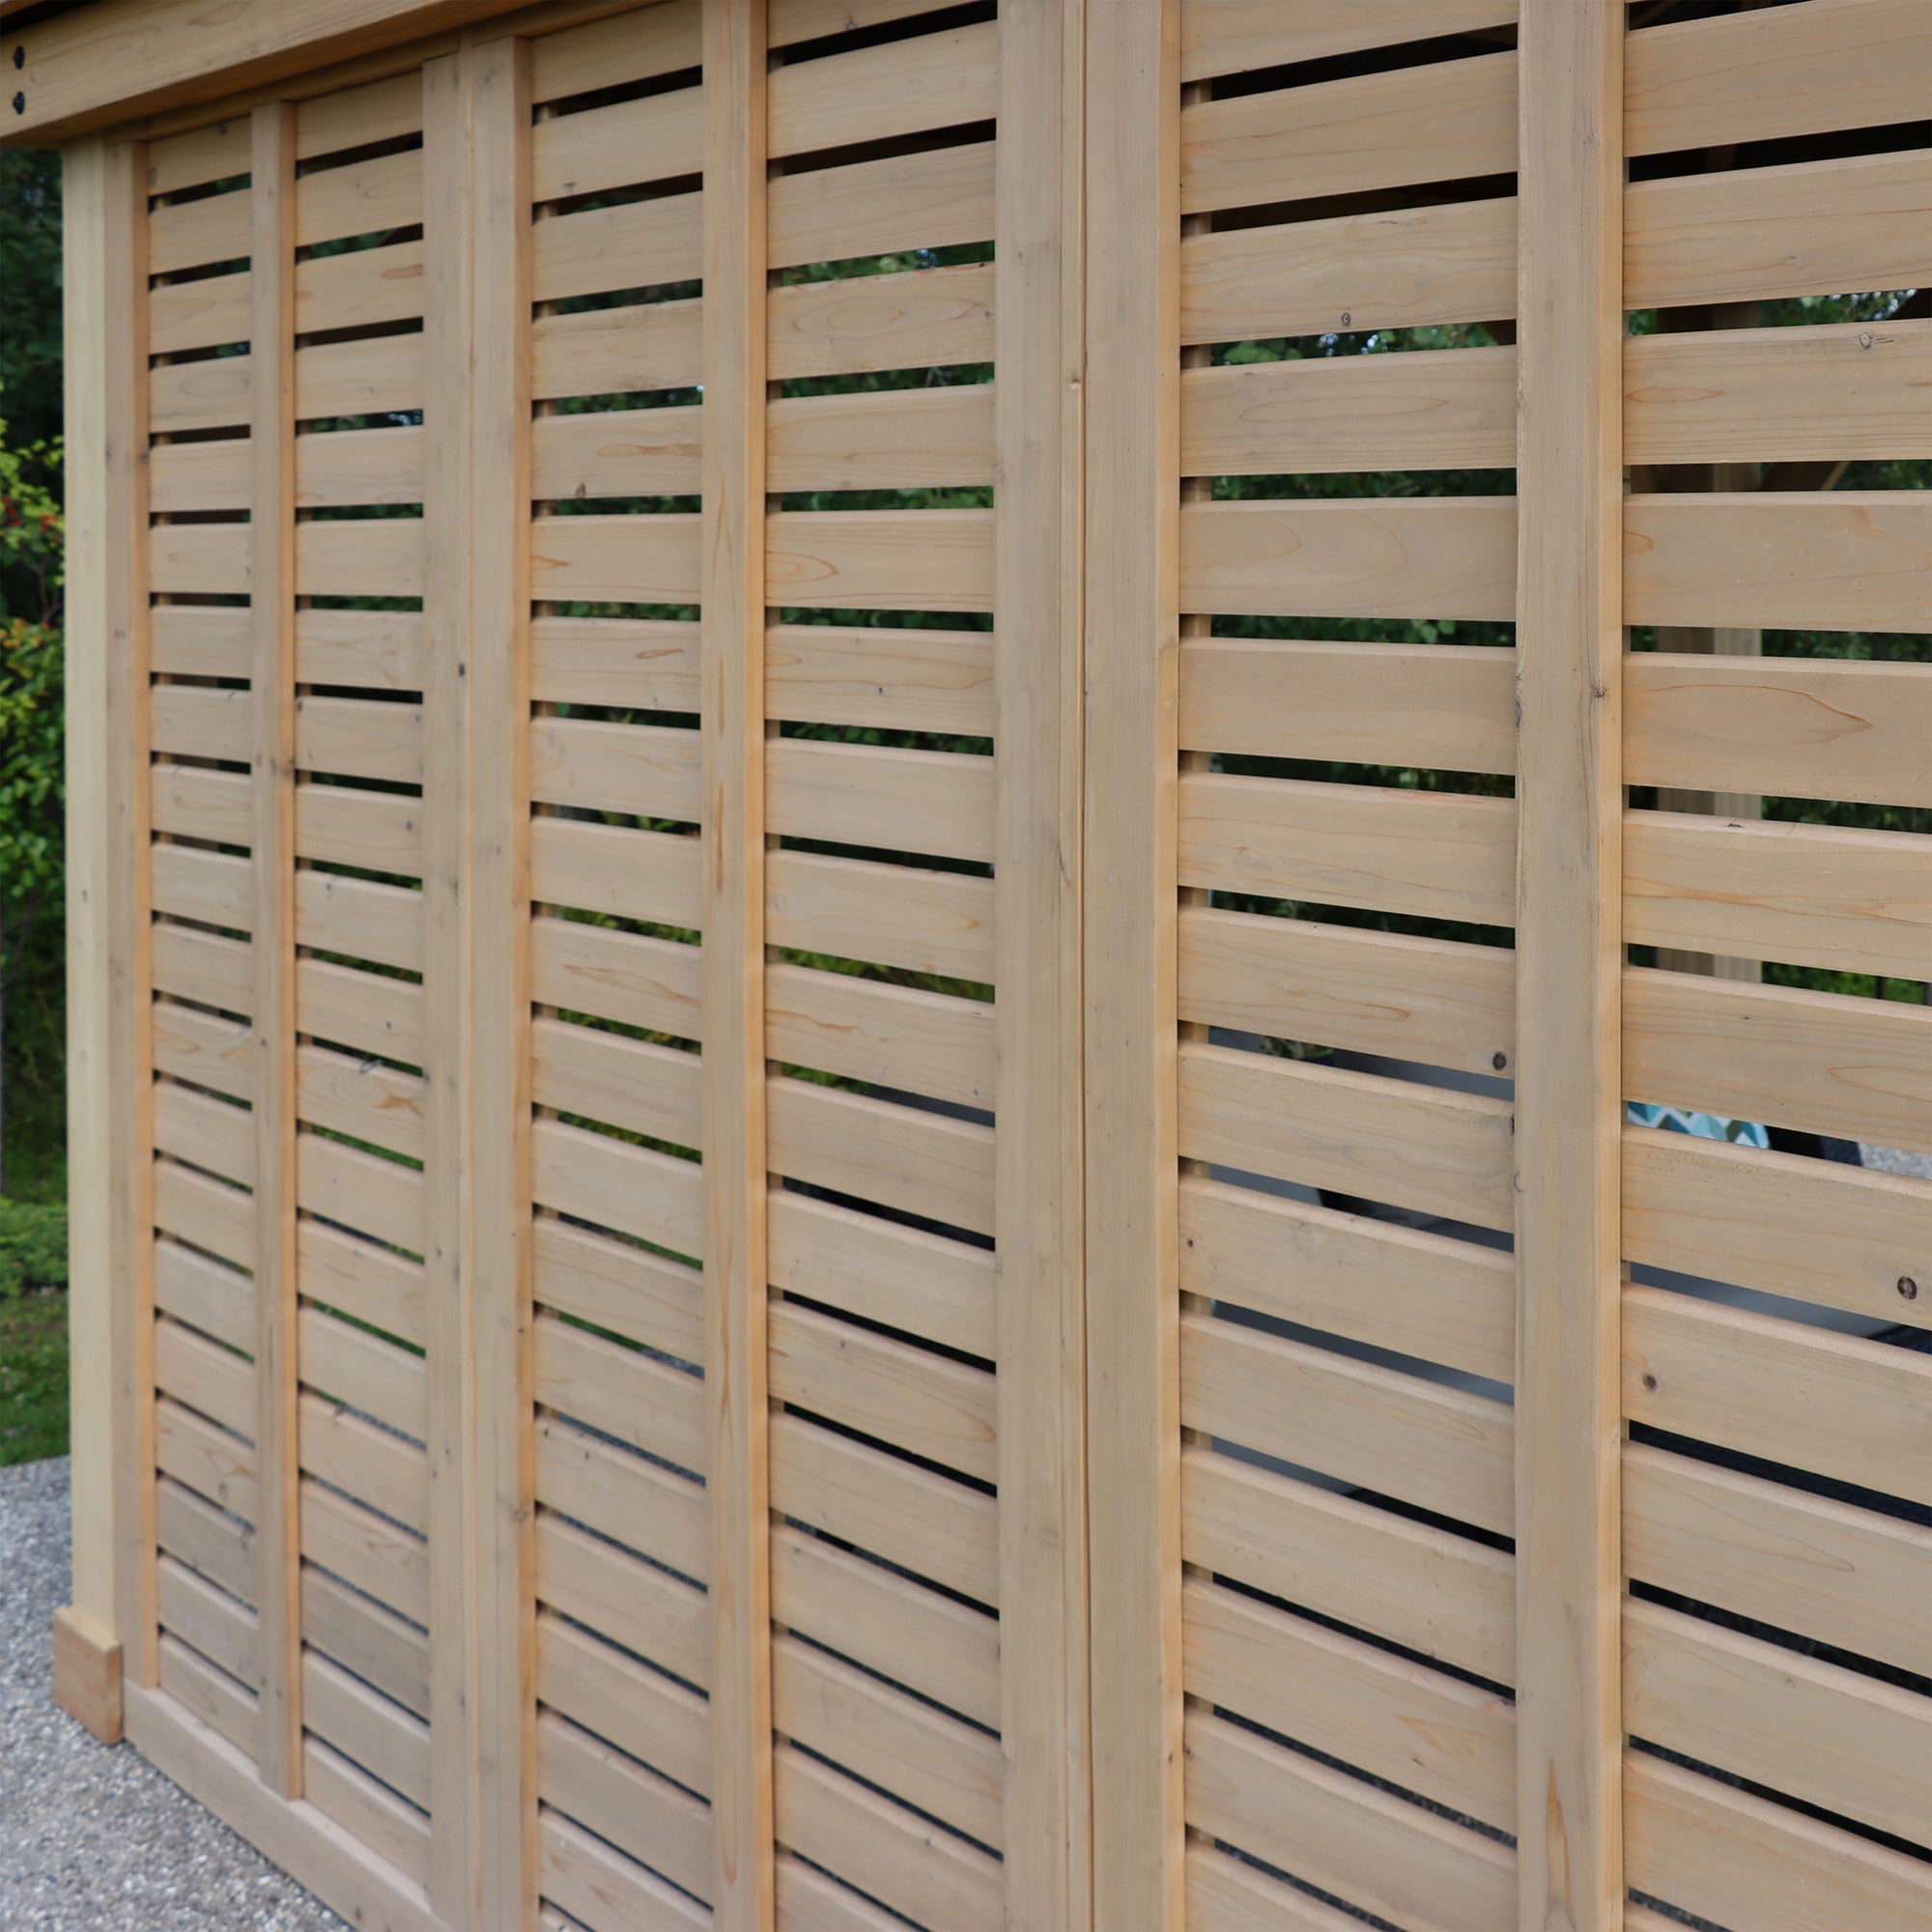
[0,1194,65,1296]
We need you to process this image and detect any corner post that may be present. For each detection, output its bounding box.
[1514,6,1628,1927]
[700,2,775,1923]
[56,130,153,1746]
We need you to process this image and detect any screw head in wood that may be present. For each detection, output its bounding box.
[1640,1373,1659,1392]
[1492,1051,1507,1071]
[1900,1276,1919,1302]
[11,91,22,114]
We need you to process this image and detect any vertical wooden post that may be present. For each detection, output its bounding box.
[465,34,537,1930]
[1081,0,1182,1927]
[996,0,1092,1923]
[247,99,302,1801]
[421,46,479,1921]
[1514,6,1627,1929]
[54,131,151,1745]
[700,3,774,1924]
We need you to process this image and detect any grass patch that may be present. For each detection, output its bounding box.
[0,1179,68,1468]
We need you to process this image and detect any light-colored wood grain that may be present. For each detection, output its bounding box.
[156,1475,254,1604]
[765,622,992,736]
[531,185,701,305]
[532,1117,704,1264]
[156,1396,257,1523]
[536,1608,709,1799]
[528,817,702,932]
[766,507,993,613]
[1625,810,1929,981]
[295,782,424,876]
[302,1647,432,1809]
[150,183,250,276]
[1625,1597,1931,1845]
[1626,650,1932,810]
[1182,1309,1514,1536]
[293,867,423,974]
[1187,1843,1374,1932]
[1185,1576,1516,1831]
[295,695,422,784]
[1625,492,1931,635]
[300,1394,428,1537]
[295,70,422,161]
[1185,1709,1516,1932]
[767,1187,995,1362]
[1624,967,1932,1154]
[765,959,992,1106]
[297,145,422,248]
[296,1039,424,1159]
[303,1567,429,1719]
[1180,1170,1514,1383]
[1624,1743,1932,1932]
[535,1510,709,1691]
[770,1299,995,1483]
[1183,345,1517,475]
[768,18,996,158]
[530,615,699,711]
[298,1218,424,1353]
[1181,497,1518,619]
[765,847,993,981]
[151,352,252,432]
[1625,319,1932,469]
[1627,151,1932,310]
[1181,0,1518,82]
[767,139,994,272]
[529,915,700,1041]
[533,1210,702,1365]
[294,425,426,509]
[1179,771,1516,926]
[1182,194,1517,345]
[1622,1123,1929,1326]
[65,142,156,1710]
[534,1313,703,1476]
[1183,1446,1515,1687]
[149,435,251,515]
[773,1634,1003,1851]
[1180,1039,1516,1230]
[529,82,702,204]
[155,1236,253,1352]
[297,333,425,423]
[767,1073,994,1236]
[766,737,993,864]
[149,269,251,357]
[298,1130,424,1257]
[527,511,702,606]
[529,715,701,823]
[531,0,700,105]
[536,1412,706,1583]
[151,681,251,762]
[530,402,701,501]
[154,999,252,1103]
[1627,0,1932,156]
[767,261,992,381]
[770,1410,998,1607]
[1179,637,1517,770]
[769,1522,1001,1732]
[151,604,252,680]
[297,236,427,334]
[539,1710,711,1906]
[302,1739,431,1889]
[1183,50,1514,215]
[298,954,423,1064]
[152,921,251,1018]
[157,1316,256,1439]
[531,293,702,403]
[1512,15,1625,1930]
[774,1747,1002,1932]
[1179,905,1515,1077]
[152,761,249,846]
[1624,1440,1932,1679]
[147,118,250,197]
[766,382,992,492]
[295,516,427,601]
[151,519,251,597]
[156,1157,254,1273]
[700,8,773,1924]
[1624,1282,1930,1507]
[244,99,304,1804]
[537,1809,710,1932]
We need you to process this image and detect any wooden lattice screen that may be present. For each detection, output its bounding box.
[50,1,1930,1929]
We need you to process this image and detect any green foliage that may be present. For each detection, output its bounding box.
[0,151,63,449]
[0,1196,67,1470]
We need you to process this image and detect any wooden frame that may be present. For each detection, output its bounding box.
[43,3,1932,1928]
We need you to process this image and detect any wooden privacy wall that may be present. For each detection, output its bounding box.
[52,0,1929,1928]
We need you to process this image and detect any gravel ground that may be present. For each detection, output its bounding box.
[0,1457,346,1932]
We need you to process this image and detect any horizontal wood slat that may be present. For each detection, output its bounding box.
[1181,50,1515,215]
[768,262,993,381]
[1180,1,1519,82]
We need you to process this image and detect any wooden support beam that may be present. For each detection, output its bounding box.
[56,133,154,1731]
[1083,2,1182,1929]
[701,3,774,1924]
[248,98,302,1801]
[997,0,1091,1923]
[1513,6,1626,1930]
